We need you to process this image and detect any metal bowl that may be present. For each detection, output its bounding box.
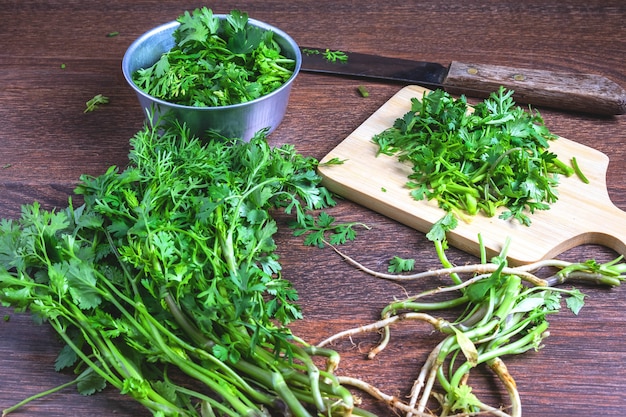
[122,17,301,141]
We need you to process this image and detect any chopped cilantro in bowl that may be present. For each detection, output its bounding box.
[122,8,301,140]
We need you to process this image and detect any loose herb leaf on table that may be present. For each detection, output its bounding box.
[290,211,369,248]
[373,87,575,225]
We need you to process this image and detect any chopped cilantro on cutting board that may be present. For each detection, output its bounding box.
[373,87,574,225]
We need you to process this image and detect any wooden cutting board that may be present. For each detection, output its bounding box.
[318,85,626,265]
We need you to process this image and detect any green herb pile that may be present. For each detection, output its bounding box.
[319,214,626,417]
[132,8,296,107]
[0,122,370,417]
[373,87,574,225]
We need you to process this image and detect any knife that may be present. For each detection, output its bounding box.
[299,47,626,115]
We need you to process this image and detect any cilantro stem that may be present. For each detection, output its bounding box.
[571,156,589,184]
[231,360,315,417]
[1,376,80,416]
[434,240,462,285]
[49,316,184,415]
[141,315,260,417]
[551,156,575,177]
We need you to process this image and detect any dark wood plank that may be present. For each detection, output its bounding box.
[1,1,625,416]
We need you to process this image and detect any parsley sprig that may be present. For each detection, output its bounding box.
[373,87,575,225]
[132,8,296,107]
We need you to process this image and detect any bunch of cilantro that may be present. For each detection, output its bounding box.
[318,213,625,415]
[132,8,296,107]
[0,122,367,416]
[373,87,574,225]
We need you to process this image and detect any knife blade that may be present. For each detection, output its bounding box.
[299,47,626,115]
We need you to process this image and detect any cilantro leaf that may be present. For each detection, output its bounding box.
[76,368,107,396]
[426,212,458,242]
[133,8,295,107]
[450,384,482,412]
[388,256,415,273]
[565,288,586,315]
[372,86,573,225]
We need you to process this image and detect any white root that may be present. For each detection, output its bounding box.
[317,312,445,348]
[338,376,436,416]
[413,341,445,416]
[488,357,521,417]
[339,376,512,417]
[320,242,574,417]
[325,241,582,287]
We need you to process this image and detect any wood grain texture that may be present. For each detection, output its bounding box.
[1,1,625,416]
[319,85,626,264]
[445,61,626,115]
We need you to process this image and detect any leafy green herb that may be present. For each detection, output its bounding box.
[322,49,348,63]
[291,211,368,248]
[106,31,119,37]
[425,212,458,243]
[84,94,109,113]
[449,384,482,412]
[132,8,295,107]
[301,48,348,63]
[387,256,415,273]
[564,288,586,315]
[373,87,575,225]
[0,121,360,416]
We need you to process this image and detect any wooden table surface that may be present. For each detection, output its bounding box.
[1,1,625,416]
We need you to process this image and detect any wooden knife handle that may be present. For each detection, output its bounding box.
[444,61,626,115]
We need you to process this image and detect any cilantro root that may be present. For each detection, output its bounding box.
[317,232,624,416]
